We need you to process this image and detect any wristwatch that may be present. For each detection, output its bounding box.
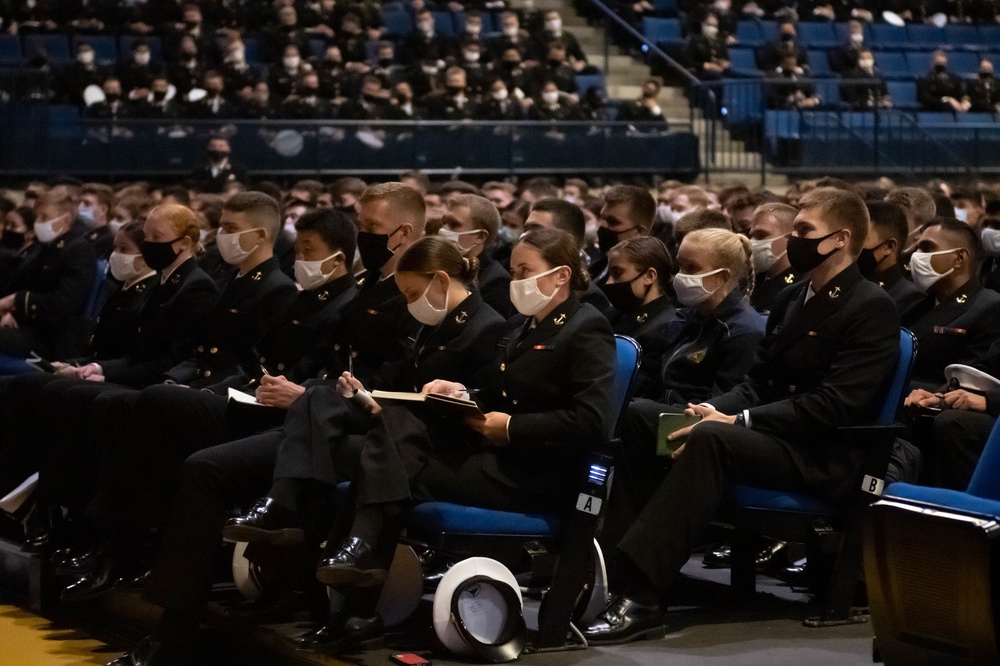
[734,413,747,428]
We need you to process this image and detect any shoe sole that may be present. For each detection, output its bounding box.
[585,625,667,646]
[222,525,305,545]
[315,565,387,588]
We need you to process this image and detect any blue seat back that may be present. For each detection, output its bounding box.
[735,21,764,47]
[887,80,918,109]
[642,17,682,44]
[967,418,1000,500]
[574,72,606,95]
[808,50,831,76]
[870,23,907,48]
[381,10,413,37]
[907,24,944,46]
[84,259,108,320]
[876,328,917,426]
[0,34,21,64]
[72,34,116,64]
[944,24,980,47]
[611,335,642,437]
[728,48,760,73]
[432,11,454,37]
[23,33,70,64]
[949,51,983,76]
[873,51,909,79]
[798,22,837,48]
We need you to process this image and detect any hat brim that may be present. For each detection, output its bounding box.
[433,557,523,659]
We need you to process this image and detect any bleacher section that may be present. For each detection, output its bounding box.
[640,17,1000,171]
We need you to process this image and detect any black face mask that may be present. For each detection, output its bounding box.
[106,92,121,102]
[934,63,947,74]
[357,227,401,271]
[780,32,794,42]
[142,237,182,271]
[856,246,879,277]
[601,274,649,314]
[981,71,993,81]
[597,225,628,254]
[378,58,393,67]
[786,229,843,274]
[1,230,25,249]
[153,90,167,101]
[448,85,465,95]
[208,150,228,162]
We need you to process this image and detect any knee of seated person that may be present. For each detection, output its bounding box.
[933,408,976,432]
[683,420,733,452]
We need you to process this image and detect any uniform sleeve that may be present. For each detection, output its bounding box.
[507,317,616,450]
[13,241,96,323]
[710,329,766,398]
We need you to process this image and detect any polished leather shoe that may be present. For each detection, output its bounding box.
[54,548,100,577]
[296,613,345,648]
[105,636,169,666]
[315,537,387,587]
[582,595,666,645]
[60,559,124,603]
[702,540,788,570]
[222,497,304,545]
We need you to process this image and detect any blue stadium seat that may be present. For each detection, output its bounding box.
[242,36,264,64]
[22,33,71,64]
[72,34,116,64]
[650,0,678,14]
[642,17,682,45]
[886,80,918,109]
[959,112,996,123]
[381,10,413,37]
[0,34,20,64]
[865,416,1000,665]
[727,47,762,76]
[870,23,908,48]
[948,50,985,76]
[308,37,328,58]
[980,25,1000,46]
[905,51,935,78]
[797,22,837,48]
[574,72,606,95]
[119,35,163,62]
[917,111,957,125]
[84,259,109,320]
[813,78,841,107]
[808,50,831,76]
[944,24,980,49]
[907,24,944,47]
[724,328,916,625]
[873,51,910,79]
[431,11,454,37]
[735,21,764,47]
[758,20,778,43]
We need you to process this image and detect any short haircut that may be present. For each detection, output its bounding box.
[482,181,516,195]
[160,184,190,206]
[564,178,589,194]
[925,216,981,267]
[531,198,586,248]
[798,187,870,255]
[674,209,732,243]
[522,177,560,200]
[439,180,480,196]
[603,184,656,229]
[885,187,936,226]
[81,182,113,210]
[752,202,797,233]
[449,194,500,241]
[359,182,426,233]
[295,208,357,259]
[400,170,430,194]
[866,201,909,249]
[253,181,284,203]
[330,176,368,198]
[730,189,783,211]
[223,191,281,243]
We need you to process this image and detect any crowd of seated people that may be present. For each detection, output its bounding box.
[4,167,1000,663]
[0,2,671,125]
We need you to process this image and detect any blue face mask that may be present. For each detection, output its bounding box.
[78,204,97,227]
[497,226,520,244]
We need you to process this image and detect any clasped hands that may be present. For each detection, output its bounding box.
[665,403,737,459]
[904,388,986,414]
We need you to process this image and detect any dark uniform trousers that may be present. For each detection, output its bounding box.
[613,265,900,595]
[927,410,996,490]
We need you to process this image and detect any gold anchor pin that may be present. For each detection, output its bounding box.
[455,311,468,324]
[251,271,262,281]
[317,290,328,301]
[636,312,648,323]
[784,273,795,284]
[957,294,968,304]
[554,313,566,325]
[828,286,841,299]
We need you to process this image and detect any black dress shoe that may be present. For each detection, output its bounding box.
[105,636,169,666]
[296,614,345,648]
[222,497,304,545]
[54,547,100,577]
[61,559,124,603]
[702,544,732,568]
[315,537,387,588]
[582,595,666,646]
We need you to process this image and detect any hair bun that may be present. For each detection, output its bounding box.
[464,256,481,282]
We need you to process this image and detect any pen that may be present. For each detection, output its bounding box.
[260,365,271,377]
[348,348,353,377]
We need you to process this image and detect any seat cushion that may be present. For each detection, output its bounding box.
[885,482,1000,520]
[407,502,562,536]
[727,484,836,515]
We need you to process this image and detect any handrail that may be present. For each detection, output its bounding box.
[585,0,703,89]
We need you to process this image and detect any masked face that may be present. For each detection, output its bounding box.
[216,227,263,265]
[702,24,719,39]
[294,251,344,290]
[141,236,183,270]
[601,272,651,313]
[109,250,148,282]
[982,227,1000,257]
[750,236,787,274]
[134,50,151,66]
[284,55,301,70]
[786,228,844,274]
[33,213,69,244]
[406,274,450,326]
[910,248,959,291]
[356,226,403,272]
[509,265,565,317]
[542,90,560,105]
[78,49,95,66]
[672,268,726,307]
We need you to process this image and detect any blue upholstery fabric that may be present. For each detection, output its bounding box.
[0,354,33,376]
[409,502,562,535]
[885,482,1000,520]
[966,419,1000,500]
[84,260,109,320]
[728,485,835,514]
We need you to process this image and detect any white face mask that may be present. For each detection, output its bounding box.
[437,228,483,255]
[542,91,560,105]
[673,268,725,307]
[135,51,151,65]
[954,207,969,223]
[217,228,263,265]
[702,25,719,39]
[503,26,519,38]
[750,237,786,273]
[109,251,146,282]
[283,219,297,239]
[545,19,562,32]
[656,204,676,224]
[34,214,68,243]
[422,65,439,75]
[108,219,126,235]
[463,50,480,63]
[858,58,874,70]
[419,21,434,34]
[510,265,564,317]
[466,24,481,36]
[408,276,450,326]
[228,48,245,63]
[492,88,509,101]
[294,251,343,290]
[909,249,958,292]
[850,32,864,45]
[283,56,300,70]
[78,50,95,65]
[982,228,1000,257]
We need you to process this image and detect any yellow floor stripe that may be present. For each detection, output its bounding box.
[0,604,120,665]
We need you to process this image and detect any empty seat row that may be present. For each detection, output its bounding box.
[725,47,992,78]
